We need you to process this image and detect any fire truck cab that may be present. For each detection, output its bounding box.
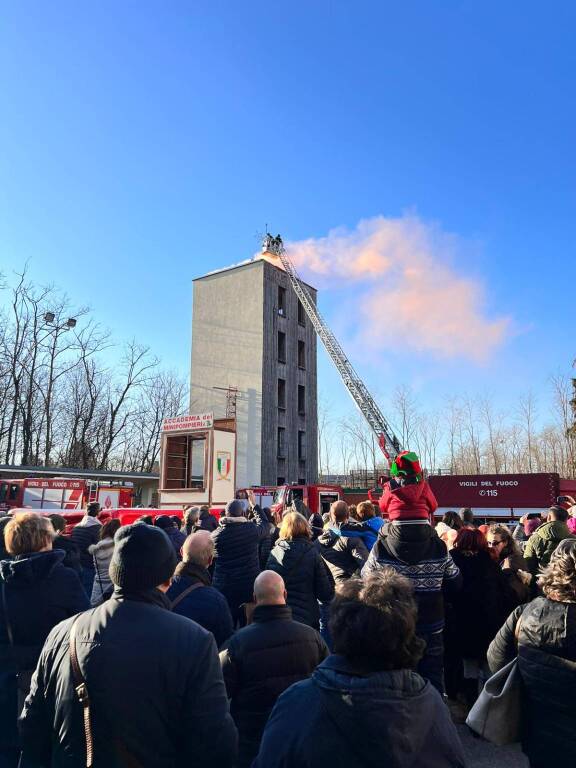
[270,483,342,523]
[0,477,133,513]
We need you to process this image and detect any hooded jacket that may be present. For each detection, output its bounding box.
[317,527,369,584]
[19,587,238,768]
[89,539,115,606]
[379,480,438,522]
[266,538,335,628]
[167,561,234,648]
[524,520,575,574]
[253,655,465,768]
[361,522,461,634]
[220,603,328,768]
[488,597,576,767]
[0,551,88,754]
[0,551,88,673]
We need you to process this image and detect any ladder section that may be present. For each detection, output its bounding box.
[262,234,401,461]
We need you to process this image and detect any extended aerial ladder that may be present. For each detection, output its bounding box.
[262,233,402,464]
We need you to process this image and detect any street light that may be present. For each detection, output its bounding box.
[43,313,77,330]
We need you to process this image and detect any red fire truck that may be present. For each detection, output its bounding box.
[267,484,342,522]
[426,472,570,521]
[0,477,133,513]
[264,473,576,526]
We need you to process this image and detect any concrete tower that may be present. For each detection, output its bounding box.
[190,247,318,489]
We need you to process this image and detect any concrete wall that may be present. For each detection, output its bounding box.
[190,257,319,489]
[190,262,264,488]
[261,261,318,485]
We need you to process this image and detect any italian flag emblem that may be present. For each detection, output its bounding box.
[217,451,231,480]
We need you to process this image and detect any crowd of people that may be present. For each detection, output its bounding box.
[1,451,576,768]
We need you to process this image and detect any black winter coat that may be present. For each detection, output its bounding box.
[253,655,465,768]
[53,536,81,573]
[163,525,187,557]
[20,587,238,768]
[0,550,89,753]
[257,522,277,571]
[167,561,234,648]
[488,597,576,767]
[317,528,369,584]
[446,549,509,660]
[266,538,335,628]
[211,506,268,616]
[220,603,328,767]
[198,507,218,533]
[69,518,102,568]
[0,551,88,673]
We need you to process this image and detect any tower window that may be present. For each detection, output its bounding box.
[298,385,305,415]
[278,286,286,316]
[278,378,286,409]
[278,331,286,363]
[298,340,305,369]
[277,427,286,458]
[298,431,306,460]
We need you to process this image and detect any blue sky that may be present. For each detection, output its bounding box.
[1,1,575,435]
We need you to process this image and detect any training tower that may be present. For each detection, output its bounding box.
[190,251,318,489]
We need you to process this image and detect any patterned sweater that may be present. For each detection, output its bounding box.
[362,521,461,634]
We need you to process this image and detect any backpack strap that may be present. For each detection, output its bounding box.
[69,615,94,768]
[170,582,204,610]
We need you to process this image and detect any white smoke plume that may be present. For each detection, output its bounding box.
[285,215,509,363]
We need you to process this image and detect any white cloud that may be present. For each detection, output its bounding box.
[285,215,510,363]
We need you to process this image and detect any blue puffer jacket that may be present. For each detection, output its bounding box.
[359,516,385,550]
[253,655,465,768]
[167,562,233,648]
[211,506,268,617]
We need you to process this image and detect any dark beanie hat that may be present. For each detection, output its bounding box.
[109,523,177,592]
[225,499,244,517]
[154,514,173,530]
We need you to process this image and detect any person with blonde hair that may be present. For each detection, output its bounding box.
[266,512,334,628]
[0,512,88,766]
[488,539,576,768]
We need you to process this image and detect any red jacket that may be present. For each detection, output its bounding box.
[379,480,438,521]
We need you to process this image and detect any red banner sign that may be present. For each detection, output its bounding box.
[428,473,559,509]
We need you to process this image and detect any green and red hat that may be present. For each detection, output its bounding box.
[390,451,422,481]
